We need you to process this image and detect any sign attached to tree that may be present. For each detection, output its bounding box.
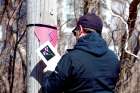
[37,41,61,71]
[27,24,60,71]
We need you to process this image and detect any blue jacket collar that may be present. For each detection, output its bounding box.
[74,32,108,56]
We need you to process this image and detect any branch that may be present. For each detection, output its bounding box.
[9,1,25,93]
[0,0,7,24]
[109,3,140,60]
[6,0,23,26]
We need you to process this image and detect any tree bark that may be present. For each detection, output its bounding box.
[118,0,140,93]
[27,0,57,93]
[127,0,140,37]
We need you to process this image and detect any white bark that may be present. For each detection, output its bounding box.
[27,0,57,93]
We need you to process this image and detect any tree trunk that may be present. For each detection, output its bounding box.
[117,0,140,93]
[27,0,57,93]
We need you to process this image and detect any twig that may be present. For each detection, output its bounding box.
[109,5,140,60]
[9,1,24,93]
[0,0,8,24]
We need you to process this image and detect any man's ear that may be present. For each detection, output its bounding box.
[79,25,84,34]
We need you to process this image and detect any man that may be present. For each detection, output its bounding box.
[42,13,120,93]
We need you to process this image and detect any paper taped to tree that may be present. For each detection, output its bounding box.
[37,41,61,71]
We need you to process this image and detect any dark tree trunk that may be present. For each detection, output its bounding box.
[117,0,140,93]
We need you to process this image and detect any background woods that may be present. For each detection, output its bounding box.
[0,0,140,93]
[0,0,26,93]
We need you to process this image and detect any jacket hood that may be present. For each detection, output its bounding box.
[74,32,108,56]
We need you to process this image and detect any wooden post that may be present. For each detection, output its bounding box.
[27,0,57,93]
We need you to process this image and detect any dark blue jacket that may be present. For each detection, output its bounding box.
[42,32,120,93]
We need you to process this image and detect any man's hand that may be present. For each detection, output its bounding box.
[30,60,47,84]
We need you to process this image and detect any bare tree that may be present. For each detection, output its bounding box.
[0,0,26,93]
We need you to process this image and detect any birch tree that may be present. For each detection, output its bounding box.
[27,0,57,93]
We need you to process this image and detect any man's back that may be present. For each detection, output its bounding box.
[42,32,120,93]
[65,50,119,93]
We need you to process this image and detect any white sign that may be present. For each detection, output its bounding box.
[37,41,61,71]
